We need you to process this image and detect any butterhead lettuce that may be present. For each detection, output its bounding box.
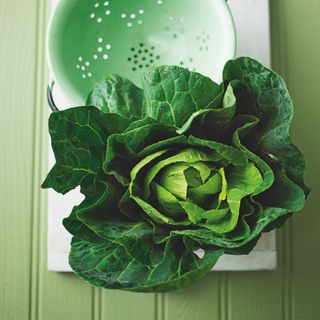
[43,57,309,292]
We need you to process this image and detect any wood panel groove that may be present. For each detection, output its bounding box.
[272,2,293,319]
[164,274,220,320]
[283,226,293,320]
[29,1,48,319]
[91,288,95,320]
[218,275,222,320]
[92,288,102,320]
[220,273,229,320]
[154,293,166,320]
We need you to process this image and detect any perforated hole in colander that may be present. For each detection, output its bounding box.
[127,44,161,72]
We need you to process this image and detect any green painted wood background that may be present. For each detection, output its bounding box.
[1,0,319,319]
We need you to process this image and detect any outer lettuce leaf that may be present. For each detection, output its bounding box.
[64,180,155,265]
[177,81,237,140]
[42,107,130,194]
[142,66,222,127]
[69,237,223,293]
[87,75,146,120]
[223,57,309,195]
[63,207,104,244]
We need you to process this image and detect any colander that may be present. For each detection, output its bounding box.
[47,0,236,107]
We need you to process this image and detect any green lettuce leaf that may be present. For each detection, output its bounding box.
[103,123,178,185]
[142,66,222,127]
[223,57,309,195]
[69,237,223,293]
[42,107,130,194]
[87,75,146,120]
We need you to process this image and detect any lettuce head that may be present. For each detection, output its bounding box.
[43,57,309,292]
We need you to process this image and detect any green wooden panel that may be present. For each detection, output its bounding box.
[276,1,320,319]
[164,273,221,320]
[0,0,38,319]
[227,269,284,320]
[101,291,156,320]
[38,275,94,320]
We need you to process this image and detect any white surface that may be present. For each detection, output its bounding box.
[229,0,271,66]
[48,0,276,272]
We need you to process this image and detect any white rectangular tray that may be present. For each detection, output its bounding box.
[48,0,276,272]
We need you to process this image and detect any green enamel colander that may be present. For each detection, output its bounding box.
[47,0,236,107]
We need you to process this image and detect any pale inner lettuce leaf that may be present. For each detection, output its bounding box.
[152,183,185,217]
[159,163,190,200]
[142,148,222,200]
[129,144,264,235]
[188,171,222,205]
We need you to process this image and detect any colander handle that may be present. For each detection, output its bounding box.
[47,81,59,112]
